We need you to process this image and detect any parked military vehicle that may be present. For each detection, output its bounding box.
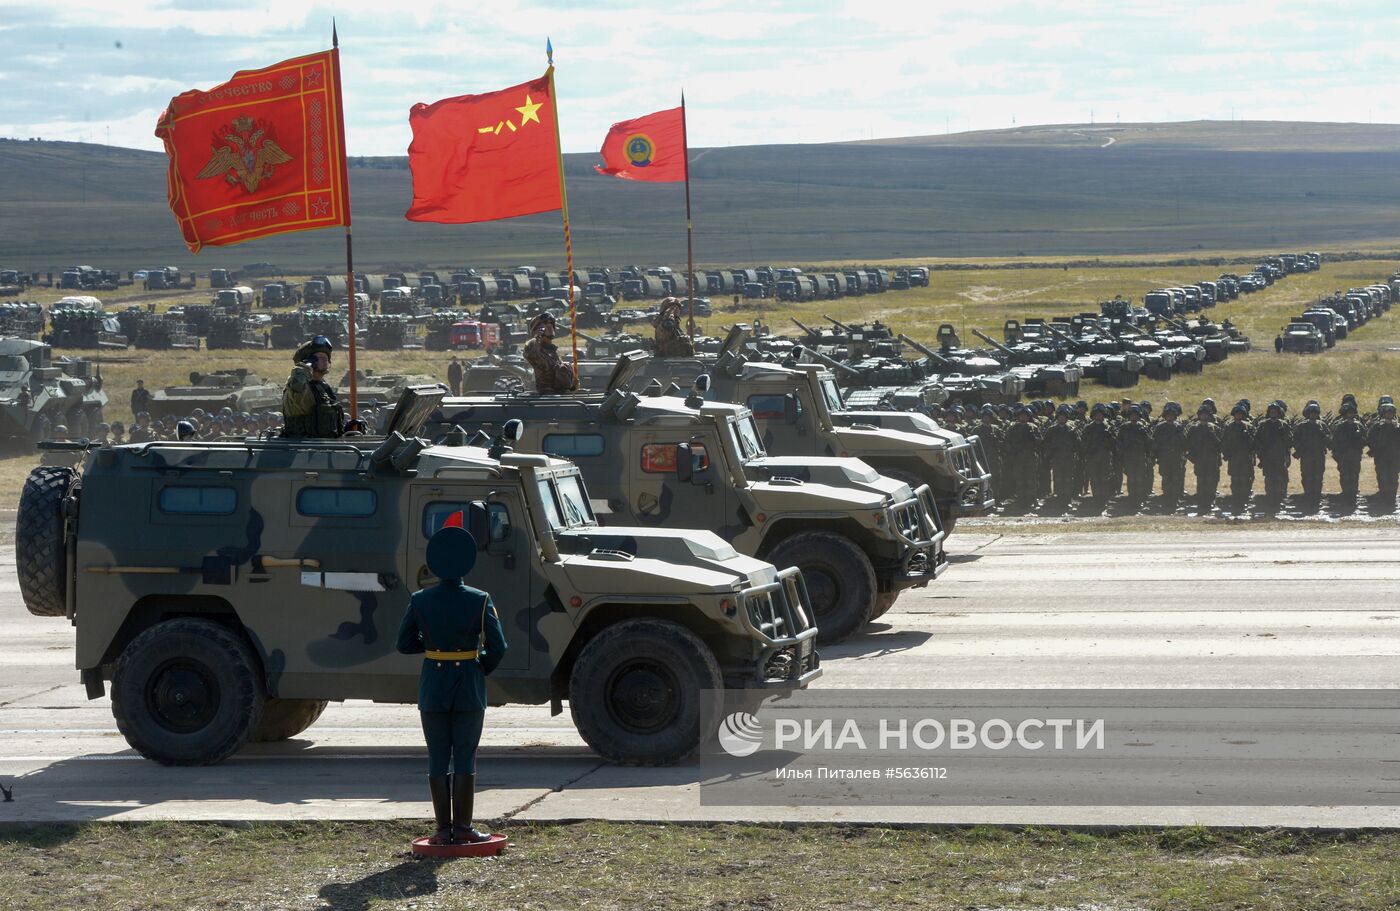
[421,311,474,350]
[337,368,439,408]
[17,387,818,765]
[46,307,129,350]
[608,327,993,532]
[1040,325,1144,388]
[0,302,44,337]
[261,282,301,308]
[890,334,1027,404]
[302,310,350,347]
[431,357,945,642]
[146,369,283,418]
[966,329,1084,398]
[0,338,108,441]
[206,315,264,350]
[131,314,200,351]
[1279,322,1325,354]
[363,314,420,350]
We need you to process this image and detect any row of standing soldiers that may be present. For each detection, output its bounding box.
[972,396,1400,513]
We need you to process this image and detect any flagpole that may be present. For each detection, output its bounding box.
[332,22,359,421]
[545,39,578,380]
[681,92,695,339]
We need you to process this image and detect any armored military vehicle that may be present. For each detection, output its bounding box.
[47,307,129,349]
[578,327,993,532]
[0,301,44,337]
[146,369,283,419]
[363,314,420,350]
[0,338,108,441]
[337,368,439,408]
[205,315,264,350]
[968,329,1084,397]
[131,313,200,351]
[16,388,818,766]
[431,357,945,642]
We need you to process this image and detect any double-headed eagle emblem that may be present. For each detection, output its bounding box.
[197,115,293,193]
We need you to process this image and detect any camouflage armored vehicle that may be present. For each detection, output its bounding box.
[131,313,200,351]
[16,388,818,765]
[269,311,309,348]
[968,329,1084,397]
[577,328,992,532]
[302,310,350,347]
[431,358,946,642]
[363,314,420,350]
[146,369,283,419]
[337,368,439,408]
[0,301,44,337]
[205,315,264,350]
[0,338,108,441]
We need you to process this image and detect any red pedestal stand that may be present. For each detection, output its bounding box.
[411,833,507,858]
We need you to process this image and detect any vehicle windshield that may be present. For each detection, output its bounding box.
[554,473,596,528]
[730,415,766,461]
[819,376,844,414]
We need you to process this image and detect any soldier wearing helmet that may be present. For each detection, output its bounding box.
[1041,404,1079,506]
[1368,398,1399,508]
[1185,403,1223,513]
[282,335,345,438]
[1151,401,1188,510]
[653,297,695,358]
[1078,403,1116,509]
[1118,404,1153,506]
[522,313,577,395]
[1330,398,1365,508]
[1221,401,1256,514]
[1293,400,1329,507]
[1001,404,1040,508]
[1254,400,1293,510]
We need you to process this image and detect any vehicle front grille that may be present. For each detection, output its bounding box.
[743,568,813,640]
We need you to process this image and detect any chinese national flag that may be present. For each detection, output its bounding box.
[154,49,351,254]
[595,106,687,182]
[406,72,561,223]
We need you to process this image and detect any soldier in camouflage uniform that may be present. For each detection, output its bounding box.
[281,336,345,438]
[1330,399,1366,507]
[1118,404,1153,505]
[976,406,1003,501]
[1001,405,1040,507]
[1041,404,1080,505]
[1292,400,1330,507]
[522,313,578,395]
[1151,401,1188,510]
[1079,403,1117,507]
[1184,403,1223,513]
[653,297,695,358]
[1254,400,1293,510]
[1221,402,1255,514]
[1368,399,1400,507]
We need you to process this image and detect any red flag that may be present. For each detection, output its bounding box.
[406,72,561,223]
[595,106,686,182]
[154,49,351,254]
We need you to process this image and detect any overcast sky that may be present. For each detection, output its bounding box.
[2,0,1398,156]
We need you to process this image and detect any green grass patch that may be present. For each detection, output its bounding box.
[1,821,1397,911]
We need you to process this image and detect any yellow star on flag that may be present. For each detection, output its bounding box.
[516,94,543,126]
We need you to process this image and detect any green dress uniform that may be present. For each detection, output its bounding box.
[396,526,508,845]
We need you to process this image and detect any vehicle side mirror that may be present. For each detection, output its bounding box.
[675,443,693,483]
[783,394,800,424]
[502,418,524,442]
[467,502,490,551]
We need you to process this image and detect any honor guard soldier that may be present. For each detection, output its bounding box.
[522,313,578,395]
[653,297,696,357]
[1330,399,1366,508]
[397,524,508,846]
[1292,401,1330,507]
[282,336,345,438]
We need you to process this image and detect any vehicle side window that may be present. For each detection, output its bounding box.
[487,503,512,543]
[297,487,377,517]
[422,501,511,543]
[746,394,791,420]
[542,433,605,457]
[158,486,236,515]
[641,443,677,473]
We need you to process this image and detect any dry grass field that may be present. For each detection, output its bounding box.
[4,252,1396,511]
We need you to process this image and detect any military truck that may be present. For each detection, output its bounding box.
[1279,322,1325,354]
[16,388,819,765]
[146,369,283,419]
[261,282,302,308]
[0,338,108,441]
[431,359,945,642]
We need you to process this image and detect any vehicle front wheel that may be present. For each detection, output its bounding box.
[766,531,877,644]
[570,618,721,766]
[251,698,329,742]
[111,618,265,765]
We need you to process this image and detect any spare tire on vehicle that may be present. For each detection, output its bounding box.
[16,465,75,617]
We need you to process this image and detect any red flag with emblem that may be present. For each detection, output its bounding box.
[154,49,351,254]
[594,106,686,182]
[405,72,561,223]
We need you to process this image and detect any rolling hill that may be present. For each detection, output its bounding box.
[2,120,1400,272]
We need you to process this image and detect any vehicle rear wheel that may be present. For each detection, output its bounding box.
[15,465,75,617]
[111,618,265,765]
[251,698,329,742]
[766,531,876,644]
[570,618,721,766]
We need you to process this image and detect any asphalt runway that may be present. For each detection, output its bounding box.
[3,528,1398,828]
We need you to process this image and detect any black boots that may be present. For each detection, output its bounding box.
[427,775,453,845]
[451,772,490,843]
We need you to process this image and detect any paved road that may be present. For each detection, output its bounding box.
[3,529,1398,827]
